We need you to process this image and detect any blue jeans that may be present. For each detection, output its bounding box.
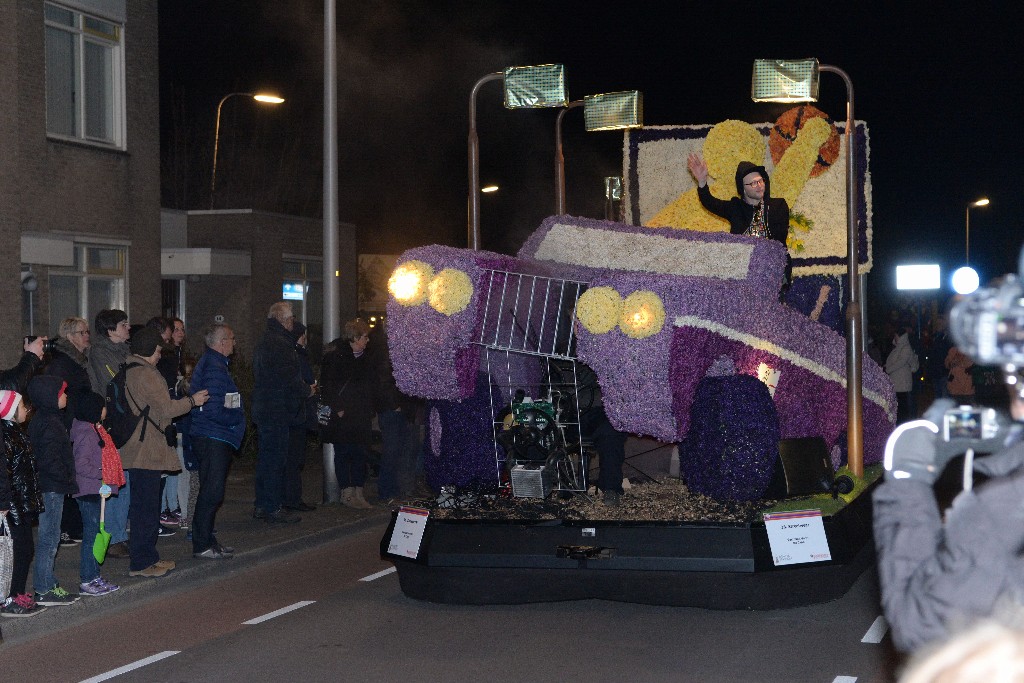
[105,470,130,544]
[76,495,101,583]
[33,491,65,594]
[162,473,179,512]
[192,436,234,554]
[332,442,368,488]
[255,424,289,513]
[127,469,162,571]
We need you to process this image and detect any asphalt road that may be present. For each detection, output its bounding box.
[1,519,901,683]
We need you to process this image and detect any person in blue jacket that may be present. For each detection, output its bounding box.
[188,324,245,559]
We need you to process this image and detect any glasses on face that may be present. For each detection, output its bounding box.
[72,329,90,336]
[744,178,765,188]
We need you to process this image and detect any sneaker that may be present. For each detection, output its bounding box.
[34,585,80,606]
[1,594,47,618]
[60,531,82,546]
[159,511,180,526]
[95,576,121,593]
[106,541,130,558]
[79,577,117,597]
[128,563,169,578]
[158,524,176,537]
[213,541,235,555]
[194,547,232,560]
[154,559,176,570]
[265,508,301,524]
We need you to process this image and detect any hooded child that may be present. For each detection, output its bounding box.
[26,375,81,606]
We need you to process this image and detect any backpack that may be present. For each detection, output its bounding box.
[104,361,155,448]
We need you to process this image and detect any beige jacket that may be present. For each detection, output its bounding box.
[118,355,192,471]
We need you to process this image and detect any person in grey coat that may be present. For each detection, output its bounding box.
[874,393,1024,652]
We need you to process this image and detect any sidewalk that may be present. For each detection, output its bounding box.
[0,446,396,647]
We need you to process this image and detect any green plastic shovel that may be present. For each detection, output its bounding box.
[93,484,112,564]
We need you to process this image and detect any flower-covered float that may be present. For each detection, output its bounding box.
[380,108,893,608]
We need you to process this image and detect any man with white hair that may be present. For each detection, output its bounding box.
[251,302,315,524]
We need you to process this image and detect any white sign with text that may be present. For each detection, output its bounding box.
[387,506,430,559]
[763,509,831,566]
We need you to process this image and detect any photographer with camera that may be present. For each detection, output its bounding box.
[0,336,47,393]
[875,249,1024,653]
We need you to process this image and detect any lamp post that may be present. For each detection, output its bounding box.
[752,59,864,476]
[555,91,642,215]
[468,64,567,250]
[209,92,285,209]
[965,197,990,264]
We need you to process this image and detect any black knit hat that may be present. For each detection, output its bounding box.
[74,391,105,423]
[130,326,163,357]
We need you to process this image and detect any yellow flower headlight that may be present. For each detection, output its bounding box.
[428,268,473,316]
[576,286,622,334]
[619,290,665,339]
[388,260,434,306]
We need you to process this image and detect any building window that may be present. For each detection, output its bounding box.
[44,2,125,148]
[48,243,128,334]
[282,258,323,355]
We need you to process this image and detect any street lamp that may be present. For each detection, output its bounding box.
[468,64,567,249]
[209,91,285,209]
[965,197,990,264]
[555,90,643,215]
[752,58,865,477]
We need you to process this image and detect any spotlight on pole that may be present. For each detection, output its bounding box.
[952,266,980,295]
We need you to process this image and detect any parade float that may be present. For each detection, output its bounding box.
[379,104,895,608]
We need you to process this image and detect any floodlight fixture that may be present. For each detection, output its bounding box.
[469,64,567,250]
[896,264,941,291]
[753,57,863,476]
[952,266,980,295]
[555,91,642,214]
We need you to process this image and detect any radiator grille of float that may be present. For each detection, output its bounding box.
[511,464,554,499]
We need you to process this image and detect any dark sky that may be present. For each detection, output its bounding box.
[158,1,1022,317]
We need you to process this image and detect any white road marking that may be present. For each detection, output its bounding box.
[862,615,889,643]
[242,600,316,625]
[360,566,397,582]
[79,651,180,682]
[833,677,857,683]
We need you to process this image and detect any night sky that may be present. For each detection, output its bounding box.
[158,1,1022,322]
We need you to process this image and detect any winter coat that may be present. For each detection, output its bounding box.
[27,375,77,495]
[45,336,95,430]
[117,355,193,471]
[251,318,310,427]
[71,418,118,497]
[320,343,377,445]
[189,346,246,450]
[88,333,130,395]
[0,352,42,394]
[873,433,1024,652]
[945,347,975,398]
[885,333,918,393]
[0,419,44,525]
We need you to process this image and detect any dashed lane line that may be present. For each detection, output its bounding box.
[242,600,317,625]
[861,615,889,643]
[78,651,180,683]
[360,566,397,582]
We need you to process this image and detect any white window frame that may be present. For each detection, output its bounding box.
[44,1,127,149]
[48,241,130,333]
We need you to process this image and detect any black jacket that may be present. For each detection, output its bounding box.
[320,342,377,445]
[27,375,78,495]
[251,318,310,427]
[696,161,790,246]
[1,419,44,524]
[0,352,43,394]
[44,337,94,430]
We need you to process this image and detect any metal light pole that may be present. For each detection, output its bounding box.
[555,101,583,215]
[209,92,284,209]
[467,72,502,249]
[321,0,341,504]
[965,197,990,264]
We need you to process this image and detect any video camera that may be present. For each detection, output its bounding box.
[24,335,57,355]
[949,244,1024,401]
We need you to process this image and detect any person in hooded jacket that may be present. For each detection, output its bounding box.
[886,325,919,422]
[0,337,45,394]
[687,155,792,290]
[320,319,376,509]
[26,374,80,606]
[0,390,46,616]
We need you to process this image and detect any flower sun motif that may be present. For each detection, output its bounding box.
[619,290,665,339]
[576,286,622,334]
[388,259,434,306]
[428,268,473,316]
